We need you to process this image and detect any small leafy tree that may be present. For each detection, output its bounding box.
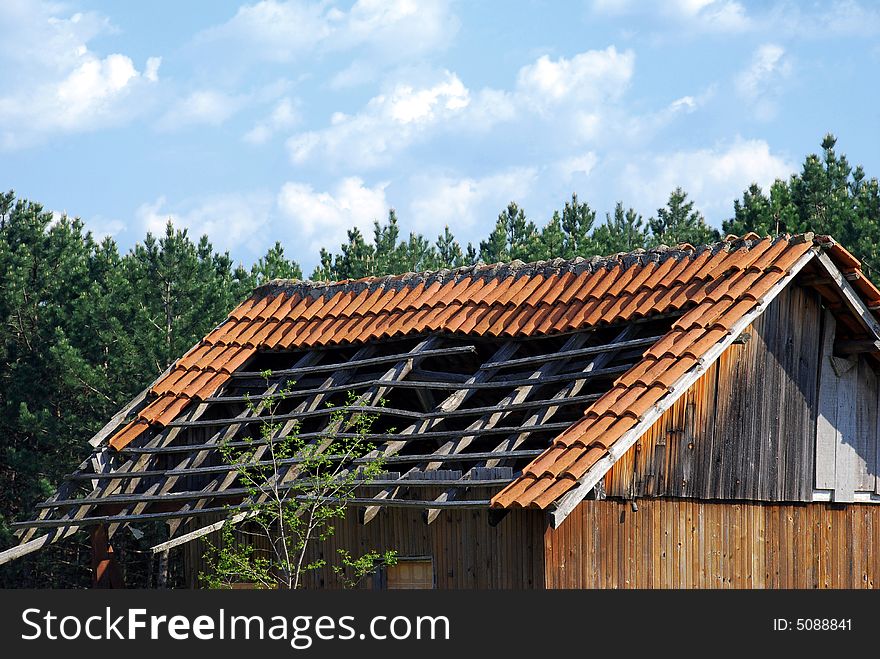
[200,373,396,589]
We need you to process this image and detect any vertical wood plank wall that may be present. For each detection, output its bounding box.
[815,309,880,500]
[604,284,822,502]
[185,506,546,589]
[545,498,880,588]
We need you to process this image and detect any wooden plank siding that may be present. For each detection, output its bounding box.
[816,308,880,500]
[545,498,880,588]
[184,502,546,589]
[604,284,822,502]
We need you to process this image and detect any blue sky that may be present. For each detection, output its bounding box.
[1,0,879,272]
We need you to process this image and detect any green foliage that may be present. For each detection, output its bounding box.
[479,202,539,263]
[649,187,720,247]
[594,202,647,254]
[200,378,396,589]
[723,133,880,276]
[250,241,302,285]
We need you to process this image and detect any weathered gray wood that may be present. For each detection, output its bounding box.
[181,366,633,419]
[816,310,839,490]
[227,344,477,381]
[832,356,858,502]
[64,448,546,482]
[834,338,880,355]
[0,527,81,566]
[815,251,880,340]
[480,334,662,371]
[360,341,520,524]
[43,476,511,508]
[420,332,594,523]
[856,358,878,492]
[875,379,880,495]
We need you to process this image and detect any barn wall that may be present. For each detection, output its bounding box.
[184,506,546,589]
[815,309,880,501]
[545,497,880,588]
[604,284,822,502]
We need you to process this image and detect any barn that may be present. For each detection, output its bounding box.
[4,232,880,589]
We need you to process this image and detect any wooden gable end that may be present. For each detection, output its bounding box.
[604,282,824,502]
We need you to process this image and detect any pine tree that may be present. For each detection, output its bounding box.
[250,242,302,285]
[432,226,465,269]
[560,193,596,257]
[535,211,566,260]
[0,195,133,587]
[593,202,647,254]
[479,202,539,263]
[649,187,720,247]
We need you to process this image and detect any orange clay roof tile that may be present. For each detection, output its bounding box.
[602,383,648,417]
[750,237,792,271]
[671,250,710,284]
[151,368,189,396]
[153,396,192,426]
[490,475,537,508]
[246,294,274,320]
[561,446,608,480]
[604,264,639,298]
[259,294,287,320]
[268,293,301,321]
[680,327,729,359]
[192,372,229,400]
[622,260,657,295]
[710,298,757,331]
[563,414,618,448]
[108,419,150,451]
[228,297,258,321]
[590,415,638,449]
[536,445,584,478]
[827,242,861,270]
[523,444,570,477]
[556,270,591,305]
[580,265,620,300]
[518,304,551,335]
[581,296,619,327]
[137,395,178,423]
[530,477,579,509]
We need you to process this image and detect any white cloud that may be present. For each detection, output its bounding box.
[407,168,538,244]
[590,0,751,32]
[287,71,472,168]
[557,153,599,184]
[735,44,791,120]
[668,0,751,31]
[515,47,634,111]
[244,97,300,144]
[198,0,458,64]
[592,0,880,37]
[288,47,635,169]
[136,192,274,256]
[0,1,160,149]
[327,60,377,90]
[156,89,247,131]
[620,138,796,222]
[277,177,390,254]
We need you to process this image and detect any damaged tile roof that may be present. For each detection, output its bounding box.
[108,233,880,511]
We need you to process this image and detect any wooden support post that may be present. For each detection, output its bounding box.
[90,524,123,588]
